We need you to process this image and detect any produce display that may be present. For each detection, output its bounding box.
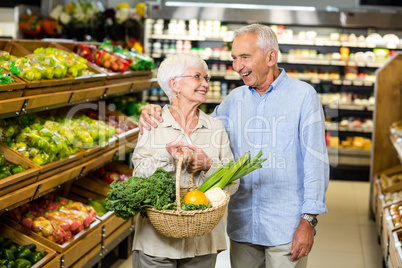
[106,151,266,219]
[0,237,46,267]
[95,166,130,184]
[107,97,148,122]
[0,65,18,85]
[0,46,95,82]
[6,194,97,245]
[33,47,94,77]
[74,42,155,73]
[389,204,402,228]
[87,199,108,217]
[380,173,402,189]
[0,153,26,180]
[391,120,402,138]
[0,113,116,165]
[384,190,402,206]
[85,110,136,136]
[0,52,68,81]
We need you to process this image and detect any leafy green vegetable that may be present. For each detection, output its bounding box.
[198,150,267,193]
[181,203,212,211]
[106,169,176,220]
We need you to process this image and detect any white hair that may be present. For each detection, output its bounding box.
[234,24,279,56]
[157,54,208,102]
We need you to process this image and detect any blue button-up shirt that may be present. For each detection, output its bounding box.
[210,68,329,246]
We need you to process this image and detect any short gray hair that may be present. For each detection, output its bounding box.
[157,54,208,102]
[234,24,279,56]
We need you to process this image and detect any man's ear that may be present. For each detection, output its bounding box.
[267,50,278,67]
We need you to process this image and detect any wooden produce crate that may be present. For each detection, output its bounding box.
[105,70,152,85]
[382,206,402,261]
[71,160,133,200]
[6,143,84,179]
[54,223,102,268]
[0,40,74,94]
[34,163,84,196]
[42,104,119,160]
[0,222,57,268]
[42,254,62,268]
[0,97,25,116]
[77,145,122,177]
[0,182,38,213]
[0,89,23,100]
[14,40,107,90]
[0,68,26,93]
[0,143,40,196]
[103,105,139,146]
[389,230,402,268]
[374,165,402,236]
[2,214,101,253]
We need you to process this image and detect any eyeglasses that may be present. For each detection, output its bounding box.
[175,74,210,83]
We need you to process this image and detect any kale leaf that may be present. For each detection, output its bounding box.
[106,168,176,220]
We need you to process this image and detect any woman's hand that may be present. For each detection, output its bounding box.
[166,141,194,162]
[139,104,163,134]
[184,144,213,173]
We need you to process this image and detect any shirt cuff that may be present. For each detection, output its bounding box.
[302,199,328,215]
[203,157,221,178]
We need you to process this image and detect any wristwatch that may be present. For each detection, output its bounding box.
[301,214,318,228]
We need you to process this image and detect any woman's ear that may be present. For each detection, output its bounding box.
[169,78,179,95]
[266,50,278,67]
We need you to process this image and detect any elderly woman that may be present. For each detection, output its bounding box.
[131,54,235,268]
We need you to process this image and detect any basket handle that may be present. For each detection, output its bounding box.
[175,155,194,212]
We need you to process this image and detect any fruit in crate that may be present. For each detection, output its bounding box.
[6,194,97,244]
[87,199,108,216]
[0,153,26,180]
[0,53,68,81]
[1,114,116,165]
[33,47,94,77]
[97,167,130,184]
[85,110,135,135]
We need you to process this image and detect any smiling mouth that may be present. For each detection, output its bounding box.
[241,71,251,77]
[195,90,206,95]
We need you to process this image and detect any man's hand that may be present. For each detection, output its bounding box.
[139,104,163,134]
[290,217,315,261]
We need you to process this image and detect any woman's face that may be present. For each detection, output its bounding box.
[175,67,210,105]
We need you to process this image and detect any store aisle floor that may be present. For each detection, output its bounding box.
[111,180,382,268]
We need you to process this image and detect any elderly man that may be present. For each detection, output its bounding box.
[139,24,329,268]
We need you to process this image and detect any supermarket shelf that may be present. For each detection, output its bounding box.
[325,104,374,111]
[389,134,402,163]
[325,124,373,133]
[279,57,385,68]
[0,78,156,119]
[149,34,402,50]
[328,146,371,166]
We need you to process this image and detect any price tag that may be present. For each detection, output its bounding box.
[343,80,352,86]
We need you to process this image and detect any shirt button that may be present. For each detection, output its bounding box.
[254,185,258,189]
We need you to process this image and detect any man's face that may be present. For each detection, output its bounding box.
[231,33,271,91]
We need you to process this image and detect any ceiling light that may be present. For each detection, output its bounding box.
[164,2,316,11]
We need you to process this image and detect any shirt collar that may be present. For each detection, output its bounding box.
[247,68,287,95]
[160,105,210,130]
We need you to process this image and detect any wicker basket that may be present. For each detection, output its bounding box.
[145,156,230,239]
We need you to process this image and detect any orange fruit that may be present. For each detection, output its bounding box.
[183,190,208,206]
